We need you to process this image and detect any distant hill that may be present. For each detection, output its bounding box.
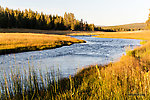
[101,23,146,31]
[115,23,146,29]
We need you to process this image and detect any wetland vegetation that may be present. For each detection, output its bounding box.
[0,33,85,55]
[1,5,150,100]
[0,31,150,99]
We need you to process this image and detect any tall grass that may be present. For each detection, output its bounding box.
[0,64,62,100]
[1,31,150,99]
[1,52,150,99]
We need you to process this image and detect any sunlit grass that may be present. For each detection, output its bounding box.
[1,30,150,99]
[55,30,150,99]
[68,31,102,36]
[0,28,76,35]
[94,30,150,40]
[0,33,85,55]
[1,54,150,99]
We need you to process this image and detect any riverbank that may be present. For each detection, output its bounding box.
[54,30,150,99]
[0,33,85,55]
[68,31,102,36]
[1,30,150,99]
[68,30,150,99]
[94,30,150,40]
[0,28,95,35]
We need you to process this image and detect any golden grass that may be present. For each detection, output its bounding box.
[52,30,150,99]
[94,30,150,40]
[53,30,150,99]
[0,28,91,35]
[0,33,85,54]
[68,31,101,36]
[2,30,150,99]
[0,28,75,35]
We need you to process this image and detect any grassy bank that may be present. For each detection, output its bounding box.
[0,33,85,55]
[68,31,102,36]
[0,28,76,35]
[55,30,150,99]
[1,31,150,99]
[0,28,94,35]
[94,30,150,40]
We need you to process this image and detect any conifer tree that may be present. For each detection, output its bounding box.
[146,9,150,29]
[0,6,102,31]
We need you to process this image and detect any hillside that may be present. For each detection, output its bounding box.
[101,23,146,31]
[116,23,146,29]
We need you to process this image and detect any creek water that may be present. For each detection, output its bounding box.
[0,36,141,79]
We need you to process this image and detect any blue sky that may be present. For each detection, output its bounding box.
[1,0,150,26]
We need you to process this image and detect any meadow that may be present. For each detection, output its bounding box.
[1,30,150,99]
[94,30,150,40]
[68,31,102,36]
[0,33,85,55]
[0,28,77,35]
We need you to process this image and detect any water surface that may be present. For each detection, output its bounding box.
[0,36,141,78]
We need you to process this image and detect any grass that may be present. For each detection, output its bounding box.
[68,31,102,36]
[0,28,94,35]
[69,30,150,40]
[94,30,150,40]
[0,28,76,35]
[0,33,85,55]
[1,30,150,99]
[55,30,150,99]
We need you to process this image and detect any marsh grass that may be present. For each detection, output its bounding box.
[0,64,62,100]
[1,31,150,99]
[1,53,150,100]
[94,30,150,40]
[140,40,147,45]
[0,33,85,55]
[0,28,75,35]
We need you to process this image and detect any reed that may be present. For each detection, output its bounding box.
[0,51,150,99]
[1,31,150,99]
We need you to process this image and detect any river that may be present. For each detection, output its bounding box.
[0,36,141,79]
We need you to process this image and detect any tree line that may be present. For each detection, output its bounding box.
[146,10,150,29]
[1,6,147,32]
[101,26,144,32]
[0,6,104,31]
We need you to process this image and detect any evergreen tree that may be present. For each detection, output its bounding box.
[0,6,101,31]
[146,12,150,29]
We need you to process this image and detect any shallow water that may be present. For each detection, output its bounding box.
[0,36,141,78]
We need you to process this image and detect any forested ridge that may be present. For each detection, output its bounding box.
[0,6,103,31]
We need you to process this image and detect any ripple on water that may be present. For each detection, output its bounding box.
[0,36,141,79]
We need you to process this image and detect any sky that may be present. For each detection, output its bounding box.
[1,0,150,26]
